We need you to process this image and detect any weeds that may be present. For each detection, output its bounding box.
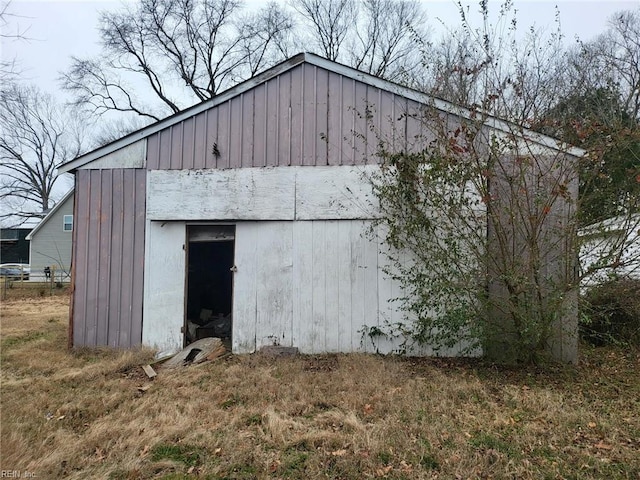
[150,443,208,467]
[1,330,48,349]
[1,297,639,479]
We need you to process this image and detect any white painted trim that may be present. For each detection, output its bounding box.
[77,139,147,170]
[59,53,585,173]
[25,188,74,240]
[62,215,73,232]
[146,165,380,221]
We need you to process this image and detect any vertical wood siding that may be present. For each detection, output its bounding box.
[232,220,412,355]
[141,221,186,355]
[146,64,429,170]
[72,169,146,347]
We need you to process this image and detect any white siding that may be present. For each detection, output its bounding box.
[581,227,640,287]
[140,162,477,356]
[142,221,186,356]
[141,218,472,356]
[233,220,409,354]
[146,165,380,221]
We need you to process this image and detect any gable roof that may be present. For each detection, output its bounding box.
[25,188,74,241]
[59,52,585,173]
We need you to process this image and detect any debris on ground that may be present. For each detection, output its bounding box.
[260,345,299,357]
[141,364,157,379]
[162,337,227,369]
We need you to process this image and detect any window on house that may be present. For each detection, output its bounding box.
[0,229,19,241]
[63,215,73,232]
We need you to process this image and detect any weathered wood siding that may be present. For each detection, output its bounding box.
[233,220,406,354]
[146,166,379,221]
[486,152,579,363]
[141,221,186,356]
[72,169,146,347]
[140,217,473,356]
[140,219,414,355]
[145,64,428,170]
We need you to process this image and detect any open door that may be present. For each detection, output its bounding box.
[185,225,235,347]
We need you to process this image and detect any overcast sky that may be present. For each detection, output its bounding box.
[3,0,638,103]
[0,0,637,225]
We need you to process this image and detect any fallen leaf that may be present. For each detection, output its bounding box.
[331,449,347,457]
[214,447,222,454]
[376,465,393,476]
[95,447,106,461]
[400,460,412,472]
[588,422,597,428]
[595,441,613,450]
[269,460,281,473]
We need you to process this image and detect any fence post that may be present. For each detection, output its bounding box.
[50,265,56,295]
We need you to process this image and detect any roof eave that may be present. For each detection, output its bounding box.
[58,53,308,174]
[25,188,75,240]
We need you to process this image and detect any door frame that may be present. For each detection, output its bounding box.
[184,223,236,347]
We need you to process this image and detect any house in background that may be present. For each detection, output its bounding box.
[0,227,32,264]
[59,53,582,361]
[25,189,74,282]
[580,214,640,287]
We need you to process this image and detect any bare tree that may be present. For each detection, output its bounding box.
[90,116,150,149]
[0,84,84,225]
[415,2,570,125]
[573,9,640,120]
[239,2,295,76]
[62,0,293,121]
[0,1,31,82]
[63,0,428,121]
[290,0,356,61]
[349,0,427,79]
[291,0,427,80]
[533,9,640,227]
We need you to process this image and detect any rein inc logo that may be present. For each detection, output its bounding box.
[1,472,36,478]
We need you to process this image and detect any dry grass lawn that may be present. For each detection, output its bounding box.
[1,296,639,479]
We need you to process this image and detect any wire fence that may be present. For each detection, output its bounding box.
[1,265,70,301]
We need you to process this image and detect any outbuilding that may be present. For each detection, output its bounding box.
[60,53,582,360]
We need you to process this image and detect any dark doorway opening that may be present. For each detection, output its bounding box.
[185,225,235,347]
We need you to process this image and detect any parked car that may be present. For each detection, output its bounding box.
[0,263,30,280]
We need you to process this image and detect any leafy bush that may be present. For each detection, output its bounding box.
[581,278,640,346]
